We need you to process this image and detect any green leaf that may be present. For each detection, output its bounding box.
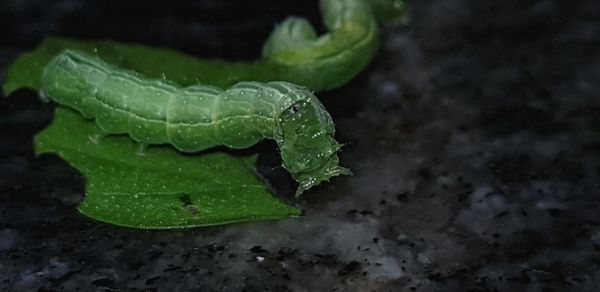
[36,107,300,228]
[4,37,301,228]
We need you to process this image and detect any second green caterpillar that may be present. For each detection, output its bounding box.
[41,50,350,196]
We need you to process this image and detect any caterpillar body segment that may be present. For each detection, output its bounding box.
[41,50,349,195]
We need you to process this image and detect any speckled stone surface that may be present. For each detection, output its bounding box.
[1,0,600,291]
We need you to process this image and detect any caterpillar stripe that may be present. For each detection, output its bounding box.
[41,50,350,196]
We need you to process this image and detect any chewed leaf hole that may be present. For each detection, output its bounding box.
[178,193,200,215]
[178,193,193,206]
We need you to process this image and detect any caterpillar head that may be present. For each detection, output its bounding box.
[275,94,351,197]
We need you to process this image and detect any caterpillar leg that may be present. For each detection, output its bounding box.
[88,132,108,144]
[135,143,148,157]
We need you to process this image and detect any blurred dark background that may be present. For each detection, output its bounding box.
[1,0,600,291]
[0,0,323,62]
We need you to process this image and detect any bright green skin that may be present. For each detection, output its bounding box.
[41,50,350,196]
[260,0,379,90]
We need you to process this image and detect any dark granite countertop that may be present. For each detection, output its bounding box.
[1,0,600,291]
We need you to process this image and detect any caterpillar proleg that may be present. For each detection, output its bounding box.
[41,50,350,196]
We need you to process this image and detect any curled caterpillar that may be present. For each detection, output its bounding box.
[41,50,351,196]
[4,0,406,97]
[261,0,379,90]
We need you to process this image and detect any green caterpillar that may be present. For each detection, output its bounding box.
[6,0,404,95]
[41,50,350,196]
